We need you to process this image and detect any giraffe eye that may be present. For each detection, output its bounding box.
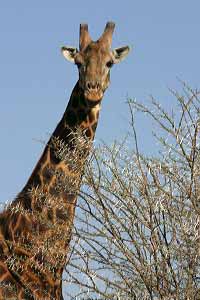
[75,62,82,68]
[106,60,114,68]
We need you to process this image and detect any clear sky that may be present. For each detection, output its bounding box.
[0,1,200,204]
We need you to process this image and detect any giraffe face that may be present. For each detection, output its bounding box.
[61,22,130,102]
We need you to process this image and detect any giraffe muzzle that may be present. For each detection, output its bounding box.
[84,81,103,101]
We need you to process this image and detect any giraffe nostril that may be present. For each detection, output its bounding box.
[86,81,101,91]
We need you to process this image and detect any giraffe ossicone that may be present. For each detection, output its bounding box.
[0,22,130,299]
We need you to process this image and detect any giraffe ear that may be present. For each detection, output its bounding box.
[112,46,130,64]
[61,46,78,63]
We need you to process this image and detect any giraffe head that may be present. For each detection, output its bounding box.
[61,22,130,102]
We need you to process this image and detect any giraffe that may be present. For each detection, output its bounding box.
[0,22,130,299]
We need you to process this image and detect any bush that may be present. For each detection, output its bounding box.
[65,83,200,300]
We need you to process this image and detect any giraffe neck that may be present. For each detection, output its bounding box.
[17,81,101,204]
[0,81,102,299]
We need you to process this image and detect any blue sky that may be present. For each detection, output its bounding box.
[0,1,200,205]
